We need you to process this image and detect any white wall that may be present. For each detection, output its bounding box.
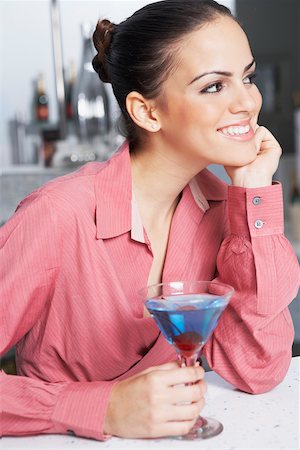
[0,0,235,167]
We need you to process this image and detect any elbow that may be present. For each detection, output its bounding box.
[238,351,292,395]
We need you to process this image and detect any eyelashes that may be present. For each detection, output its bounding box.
[201,82,224,94]
[244,72,257,84]
[200,72,257,95]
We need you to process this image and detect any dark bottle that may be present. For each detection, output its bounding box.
[65,60,76,120]
[35,73,49,122]
[73,22,111,141]
[290,171,300,205]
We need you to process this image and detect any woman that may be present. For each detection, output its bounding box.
[1,0,299,441]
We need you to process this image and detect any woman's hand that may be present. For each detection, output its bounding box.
[225,125,282,188]
[104,361,206,438]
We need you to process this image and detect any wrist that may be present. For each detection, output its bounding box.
[103,382,119,436]
[231,176,273,188]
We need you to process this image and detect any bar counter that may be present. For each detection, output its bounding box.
[3,357,299,450]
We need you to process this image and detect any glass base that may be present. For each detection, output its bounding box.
[177,416,223,440]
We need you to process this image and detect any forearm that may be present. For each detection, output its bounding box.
[204,282,295,394]
[1,371,116,440]
[203,184,299,394]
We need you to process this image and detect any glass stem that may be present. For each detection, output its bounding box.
[179,353,198,367]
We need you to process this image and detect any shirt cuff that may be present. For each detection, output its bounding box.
[228,182,284,238]
[51,379,117,441]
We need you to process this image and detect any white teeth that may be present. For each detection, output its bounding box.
[219,124,250,136]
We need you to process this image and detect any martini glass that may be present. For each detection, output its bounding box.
[141,280,234,440]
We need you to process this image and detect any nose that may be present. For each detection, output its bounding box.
[229,83,260,115]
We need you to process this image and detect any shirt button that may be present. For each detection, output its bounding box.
[252,196,261,205]
[254,219,264,229]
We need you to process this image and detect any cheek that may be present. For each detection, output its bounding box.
[254,86,263,113]
[197,99,229,127]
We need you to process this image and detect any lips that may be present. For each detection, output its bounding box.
[217,120,254,140]
[218,124,250,136]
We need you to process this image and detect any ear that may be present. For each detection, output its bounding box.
[126,91,161,132]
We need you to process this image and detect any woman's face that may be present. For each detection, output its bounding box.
[155,15,262,168]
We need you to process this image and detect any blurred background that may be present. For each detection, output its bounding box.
[0,0,299,370]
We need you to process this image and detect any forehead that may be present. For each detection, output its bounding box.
[172,16,252,76]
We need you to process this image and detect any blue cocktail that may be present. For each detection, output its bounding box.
[141,281,234,440]
[146,293,228,359]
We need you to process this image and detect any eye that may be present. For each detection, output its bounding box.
[243,72,257,84]
[201,82,224,94]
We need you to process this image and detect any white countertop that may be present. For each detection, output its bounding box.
[3,357,299,450]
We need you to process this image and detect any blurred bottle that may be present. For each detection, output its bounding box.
[73,22,111,142]
[290,171,300,204]
[65,60,76,121]
[35,73,49,122]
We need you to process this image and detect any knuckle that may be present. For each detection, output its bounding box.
[191,403,199,417]
[147,405,158,424]
[195,366,205,379]
[191,381,207,401]
[146,372,159,390]
[146,390,157,409]
[192,384,202,401]
[180,420,194,435]
[199,366,205,377]
[193,367,200,379]
[199,396,206,411]
[202,380,208,395]
[187,367,198,382]
[196,379,207,397]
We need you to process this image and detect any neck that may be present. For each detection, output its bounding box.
[130,138,207,226]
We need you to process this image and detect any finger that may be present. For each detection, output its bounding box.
[172,380,207,403]
[164,399,205,422]
[156,361,180,371]
[140,361,179,376]
[151,418,198,438]
[254,125,267,153]
[161,365,205,386]
[255,125,278,151]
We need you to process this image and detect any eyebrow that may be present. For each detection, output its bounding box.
[188,59,256,85]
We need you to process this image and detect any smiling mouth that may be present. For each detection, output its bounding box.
[218,124,250,136]
[217,123,254,141]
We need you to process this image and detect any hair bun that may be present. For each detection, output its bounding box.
[92,19,116,83]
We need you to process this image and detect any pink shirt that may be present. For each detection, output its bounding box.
[1,142,299,440]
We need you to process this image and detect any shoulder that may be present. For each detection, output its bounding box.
[13,144,128,227]
[17,161,109,216]
[44,161,106,197]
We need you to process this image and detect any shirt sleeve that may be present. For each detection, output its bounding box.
[1,371,116,440]
[0,192,115,440]
[203,182,300,394]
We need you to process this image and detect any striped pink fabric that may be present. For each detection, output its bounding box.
[1,142,299,440]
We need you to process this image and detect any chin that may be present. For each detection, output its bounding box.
[226,144,258,167]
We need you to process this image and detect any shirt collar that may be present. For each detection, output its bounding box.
[95,141,227,242]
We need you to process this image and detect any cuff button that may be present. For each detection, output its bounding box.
[253,196,261,205]
[254,219,264,229]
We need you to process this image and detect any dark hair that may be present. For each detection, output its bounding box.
[92,0,235,150]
